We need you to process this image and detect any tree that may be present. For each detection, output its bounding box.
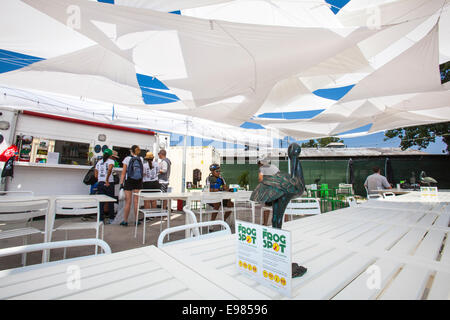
[384,62,450,154]
[384,122,450,154]
[301,137,344,148]
[301,139,318,148]
[317,137,344,147]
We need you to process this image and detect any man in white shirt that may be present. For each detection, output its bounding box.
[158,149,171,210]
[364,166,392,195]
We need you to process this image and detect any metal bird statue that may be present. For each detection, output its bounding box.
[419,171,437,186]
[250,143,307,277]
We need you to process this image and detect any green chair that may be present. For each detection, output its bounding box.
[320,184,329,198]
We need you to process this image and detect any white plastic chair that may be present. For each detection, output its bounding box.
[346,196,358,207]
[157,207,231,248]
[231,191,254,222]
[337,183,354,196]
[259,203,273,226]
[54,198,104,259]
[0,191,34,197]
[285,197,321,221]
[0,239,111,273]
[367,194,383,200]
[134,189,170,244]
[383,192,396,198]
[191,193,224,234]
[0,198,51,266]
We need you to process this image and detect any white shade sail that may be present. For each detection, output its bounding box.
[0,0,448,143]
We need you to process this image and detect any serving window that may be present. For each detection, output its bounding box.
[54,140,90,165]
[15,135,90,165]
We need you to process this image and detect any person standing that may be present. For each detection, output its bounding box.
[158,149,171,210]
[364,166,392,195]
[157,149,171,192]
[143,151,160,210]
[257,156,280,226]
[95,148,117,223]
[119,145,144,226]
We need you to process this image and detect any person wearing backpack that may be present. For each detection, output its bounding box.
[95,148,117,223]
[119,145,144,226]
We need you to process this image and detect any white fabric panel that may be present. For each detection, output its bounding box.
[369,107,450,132]
[341,23,442,102]
[0,86,276,146]
[182,0,342,29]
[114,0,231,11]
[0,0,94,58]
[254,77,337,114]
[338,0,448,26]
[339,0,450,64]
[21,0,380,126]
[0,45,147,106]
[386,90,450,112]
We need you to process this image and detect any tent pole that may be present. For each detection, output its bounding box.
[181,121,188,193]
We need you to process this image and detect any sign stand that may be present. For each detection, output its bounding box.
[235,220,292,297]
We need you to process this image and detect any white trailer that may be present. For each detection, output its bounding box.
[0,107,168,196]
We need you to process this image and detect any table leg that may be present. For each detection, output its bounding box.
[42,196,55,263]
[167,198,171,241]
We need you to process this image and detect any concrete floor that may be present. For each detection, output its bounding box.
[0,206,262,271]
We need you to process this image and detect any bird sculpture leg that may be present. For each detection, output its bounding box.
[271,196,307,278]
[271,195,290,229]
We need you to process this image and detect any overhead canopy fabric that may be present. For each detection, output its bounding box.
[0,85,277,147]
[0,0,448,142]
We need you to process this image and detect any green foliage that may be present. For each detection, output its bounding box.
[301,139,318,147]
[237,170,249,187]
[440,61,450,84]
[384,122,450,154]
[384,62,450,154]
[301,137,344,148]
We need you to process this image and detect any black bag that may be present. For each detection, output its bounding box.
[113,172,120,184]
[1,156,14,178]
[83,166,97,185]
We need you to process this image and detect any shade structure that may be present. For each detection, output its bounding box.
[0,0,448,141]
[0,85,277,147]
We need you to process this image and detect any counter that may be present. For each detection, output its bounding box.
[8,161,123,196]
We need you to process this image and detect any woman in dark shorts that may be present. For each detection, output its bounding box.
[119,145,144,226]
[142,151,160,210]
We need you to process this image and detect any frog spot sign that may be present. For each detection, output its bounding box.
[235,220,292,297]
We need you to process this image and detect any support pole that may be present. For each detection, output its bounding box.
[181,121,188,193]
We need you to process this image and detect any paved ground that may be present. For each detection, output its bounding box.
[0,206,264,271]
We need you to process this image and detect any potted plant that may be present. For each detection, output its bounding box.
[237,170,249,190]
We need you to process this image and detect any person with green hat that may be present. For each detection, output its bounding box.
[95,148,117,223]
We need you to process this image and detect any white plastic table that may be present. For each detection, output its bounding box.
[0,245,236,300]
[134,191,253,236]
[162,193,450,300]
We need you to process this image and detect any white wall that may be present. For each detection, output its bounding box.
[167,146,220,193]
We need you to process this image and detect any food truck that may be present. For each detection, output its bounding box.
[0,106,170,196]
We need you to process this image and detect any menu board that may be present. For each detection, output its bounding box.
[420,187,438,200]
[235,220,292,297]
[18,135,33,162]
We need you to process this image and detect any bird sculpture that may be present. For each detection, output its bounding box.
[250,143,307,278]
[314,175,321,186]
[419,171,437,186]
